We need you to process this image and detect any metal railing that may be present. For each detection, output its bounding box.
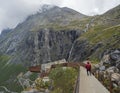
[73,63,85,93]
[73,67,80,93]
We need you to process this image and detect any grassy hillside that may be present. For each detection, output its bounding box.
[0,55,27,92]
[81,25,120,46]
[30,16,91,31]
[79,24,120,61]
[78,4,120,60]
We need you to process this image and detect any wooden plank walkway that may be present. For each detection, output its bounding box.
[79,66,110,93]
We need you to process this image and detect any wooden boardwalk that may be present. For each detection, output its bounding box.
[79,66,110,93]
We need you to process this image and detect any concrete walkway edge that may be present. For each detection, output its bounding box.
[79,66,110,93]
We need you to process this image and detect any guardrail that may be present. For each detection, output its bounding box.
[73,62,85,93]
[73,67,80,93]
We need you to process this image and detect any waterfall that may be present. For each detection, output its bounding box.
[84,18,95,32]
[67,40,76,62]
[67,18,95,62]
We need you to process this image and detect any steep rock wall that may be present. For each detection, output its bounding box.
[1,29,82,65]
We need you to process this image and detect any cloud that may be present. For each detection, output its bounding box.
[0,0,42,31]
[60,0,120,15]
[0,0,120,33]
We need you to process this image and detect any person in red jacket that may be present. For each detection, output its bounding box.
[85,58,91,76]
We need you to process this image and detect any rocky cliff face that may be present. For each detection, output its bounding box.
[0,27,82,65]
[0,5,85,65]
[93,49,120,91]
[16,29,81,65]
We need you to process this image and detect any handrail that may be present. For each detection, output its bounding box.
[73,63,85,93]
[73,66,80,93]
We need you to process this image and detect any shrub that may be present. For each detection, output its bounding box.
[49,67,78,93]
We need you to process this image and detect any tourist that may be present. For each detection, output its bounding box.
[85,58,92,76]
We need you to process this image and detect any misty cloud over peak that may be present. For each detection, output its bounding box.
[0,0,120,33]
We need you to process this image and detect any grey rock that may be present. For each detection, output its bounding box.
[99,66,106,71]
[109,49,120,66]
[106,66,119,74]
[118,81,120,86]
[113,83,118,87]
[116,62,120,70]
[111,73,120,83]
[100,54,110,64]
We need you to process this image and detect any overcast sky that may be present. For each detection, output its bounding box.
[0,0,120,33]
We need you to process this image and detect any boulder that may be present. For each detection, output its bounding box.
[100,49,120,71]
[94,64,101,69]
[98,55,110,69]
[111,73,120,83]
[118,81,120,86]
[106,66,119,74]
[99,66,105,71]
[100,54,110,64]
[110,50,120,61]
[116,62,120,70]
[109,49,120,66]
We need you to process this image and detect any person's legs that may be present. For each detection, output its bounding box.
[87,69,89,76]
[89,69,91,76]
[87,69,91,76]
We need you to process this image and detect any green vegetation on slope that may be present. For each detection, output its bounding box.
[29,73,38,81]
[49,67,78,93]
[0,55,27,92]
[78,24,120,62]
[30,17,91,31]
[80,25,120,48]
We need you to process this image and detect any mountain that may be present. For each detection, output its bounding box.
[0,28,12,36]
[69,4,120,62]
[21,5,87,31]
[0,5,87,66]
[0,5,88,91]
[0,4,120,66]
[93,4,120,27]
[0,4,120,92]
[103,4,120,19]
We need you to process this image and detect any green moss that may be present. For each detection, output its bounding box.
[90,57,100,64]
